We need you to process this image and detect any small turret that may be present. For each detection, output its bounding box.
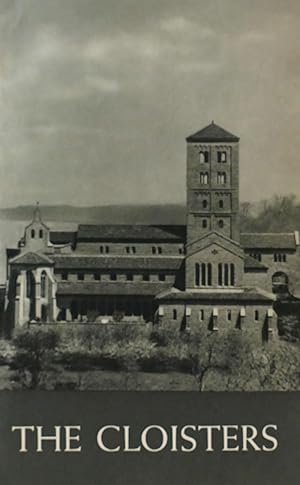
[22,202,50,252]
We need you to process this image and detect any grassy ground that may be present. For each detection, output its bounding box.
[0,366,198,391]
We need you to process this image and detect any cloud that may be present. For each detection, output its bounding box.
[160,16,194,32]
[177,60,222,74]
[239,30,274,44]
[160,16,216,39]
[85,75,121,93]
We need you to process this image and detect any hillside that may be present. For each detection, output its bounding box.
[0,204,186,225]
[0,195,300,231]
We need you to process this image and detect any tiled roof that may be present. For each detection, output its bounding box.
[50,231,77,245]
[10,251,54,266]
[186,122,239,143]
[77,224,186,242]
[241,233,296,250]
[52,255,184,270]
[57,281,172,296]
[244,255,268,270]
[156,287,275,302]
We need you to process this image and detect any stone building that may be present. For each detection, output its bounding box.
[4,122,300,338]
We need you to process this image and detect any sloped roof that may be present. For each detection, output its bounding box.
[77,224,186,242]
[52,255,184,270]
[186,122,239,143]
[10,251,54,266]
[241,233,296,250]
[244,254,268,270]
[50,231,77,245]
[155,287,275,302]
[57,281,172,296]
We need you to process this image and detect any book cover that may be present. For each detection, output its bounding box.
[0,1,299,484]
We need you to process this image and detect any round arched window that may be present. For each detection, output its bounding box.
[218,219,224,228]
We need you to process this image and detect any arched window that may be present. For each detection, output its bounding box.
[202,219,208,228]
[202,199,208,209]
[218,263,222,285]
[196,263,212,287]
[152,247,156,254]
[218,219,224,229]
[224,264,229,286]
[217,172,227,184]
[195,263,200,286]
[218,151,227,163]
[219,200,224,209]
[173,309,177,320]
[26,271,35,298]
[199,151,209,163]
[254,310,259,321]
[200,172,209,184]
[230,264,235,286]
[41,271,47,298]
[218,263,235,286]
[272,272,289,294]
[201,263,206,286]
[199,309,204,321]
[227,310,232,321]
[31,229,35,238]
[207,263,212,286]
[39,229,43,239]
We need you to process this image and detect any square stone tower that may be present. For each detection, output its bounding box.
[186,121,240,245]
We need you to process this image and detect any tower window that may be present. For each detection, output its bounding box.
[219,200,224,209]
[202,219,208,228]
[39,229,43,238]
[62,272,68,281]
[105,246,110,254]
[199,151,209,163]
[143,274,150,281]
[100,246,104,254]
[159,273,166,281]
[255,310,259,321]
[152,247,156,254]
[227,310,232,321]
[110,273,117,281]
[31,229,35,238]
[217,172,227,184]
[202,199,208,209]
[158,247,162,254]
[172,309,177,320]
[94,273,101,281]
[200,172,209,184]
[77,273,84,281]
[126,273,133,281]
[218,219,224,229]
[199,309,204,321]
[218,151,227,163]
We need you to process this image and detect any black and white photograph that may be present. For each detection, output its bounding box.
[0,0,299,392]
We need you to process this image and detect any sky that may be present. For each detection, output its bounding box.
[0,0,299,207]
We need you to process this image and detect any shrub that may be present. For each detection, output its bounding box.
[12,328,59,389]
